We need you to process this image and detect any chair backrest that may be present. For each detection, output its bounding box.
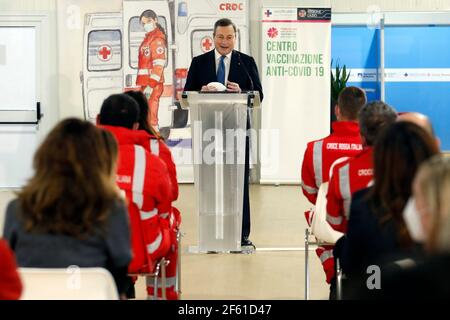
[19,267,119,300]
[310,157,349,244]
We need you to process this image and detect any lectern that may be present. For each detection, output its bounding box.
[181,91,261,252]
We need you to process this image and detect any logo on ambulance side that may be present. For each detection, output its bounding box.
[97,45,112,62]
[201,36,214,53]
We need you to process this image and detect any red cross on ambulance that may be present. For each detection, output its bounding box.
[201,36,213,52]
[97,45,112,62]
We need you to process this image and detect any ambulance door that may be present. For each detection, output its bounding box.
[123,0,175,129]
[81,13,123,121]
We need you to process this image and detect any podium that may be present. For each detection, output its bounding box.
[181,91,261,252]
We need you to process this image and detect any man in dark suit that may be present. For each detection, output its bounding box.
[184,18,263,249]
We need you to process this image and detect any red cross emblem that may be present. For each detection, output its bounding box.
[97,45,112,62]
[201,37,213,52]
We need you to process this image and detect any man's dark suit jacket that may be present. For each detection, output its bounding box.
[183,49,263,101]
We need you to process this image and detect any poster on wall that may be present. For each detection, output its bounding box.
[261,7,331,183]
[71,0,250,182]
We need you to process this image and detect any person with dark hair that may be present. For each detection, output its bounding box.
[184,18,263,249]
[124,89,161,138]
[339,121,439,298]
[124,90,178,202]
[98,93,177,299]
[0,239,22,300]
[97,93,140,129]
[137,9,168,132]
[124,90,181,299]
[3,118,132,297]
[300,86,366,285]
[369,155,450,299]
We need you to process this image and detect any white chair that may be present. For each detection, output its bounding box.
[304,157,348,300]
[19,267,119,300]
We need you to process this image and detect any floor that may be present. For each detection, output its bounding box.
[0,185,329,300]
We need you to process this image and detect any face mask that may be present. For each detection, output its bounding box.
[403,197,426,243]
[144,23,156,33]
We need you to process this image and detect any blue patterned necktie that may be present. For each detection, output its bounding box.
[217,55,226,85]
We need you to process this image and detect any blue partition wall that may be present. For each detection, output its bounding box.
[385,26,450,150]
[332,26,381,102]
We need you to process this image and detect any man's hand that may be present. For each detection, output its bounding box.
[226,81,241,93]
[201,85,218,92]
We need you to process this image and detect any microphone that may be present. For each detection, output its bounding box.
[237,52,254,92]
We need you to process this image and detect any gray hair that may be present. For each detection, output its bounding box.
[359,101,397,146]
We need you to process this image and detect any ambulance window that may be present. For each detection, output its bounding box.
[128,16,168,69]
[191,29,241,58]
[87,30,122,72]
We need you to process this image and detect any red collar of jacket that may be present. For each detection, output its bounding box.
[99,125,155,148]
[331,121,360,136]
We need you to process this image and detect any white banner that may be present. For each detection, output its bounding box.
[261,7,331,183]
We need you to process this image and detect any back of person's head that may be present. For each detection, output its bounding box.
[397,112,439,149]
[336,86,367,121]
[98,94,139,129]
[124,90,161,139]
[359,101,397,146]
[413,155,450,253]
[18,118,120,239]
[372,121,439,247]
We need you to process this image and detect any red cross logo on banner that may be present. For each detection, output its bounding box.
[201,37,213,52]
[267,27,278,39]
[98,45,112,62]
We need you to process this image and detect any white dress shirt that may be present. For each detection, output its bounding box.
[215,49,232,83]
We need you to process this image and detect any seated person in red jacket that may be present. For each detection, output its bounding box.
[97,93,177,299]
[3,119,132,298]
[300,87,365,287]
[301,86,366,223]
[125,90,181,298]
[0,239,22,300]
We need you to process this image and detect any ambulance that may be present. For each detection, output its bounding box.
[80,0,249,140]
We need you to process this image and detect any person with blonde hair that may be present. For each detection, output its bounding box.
[3,118,132,297]
[409,155,450,252]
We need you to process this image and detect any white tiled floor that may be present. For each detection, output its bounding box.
[0,184,330,300]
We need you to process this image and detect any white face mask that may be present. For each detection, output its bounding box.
[403,197,426,243]
[144,22,156,33]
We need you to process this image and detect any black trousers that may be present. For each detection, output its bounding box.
[242,114,251,240]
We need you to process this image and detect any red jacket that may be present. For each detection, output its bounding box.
[301,122,363,204]
[132,130,178,201]
[101,125,173,273]
[326,147,374,233]
[133,130,182,231]
[136,28,166,88]
[0,239,22,300]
